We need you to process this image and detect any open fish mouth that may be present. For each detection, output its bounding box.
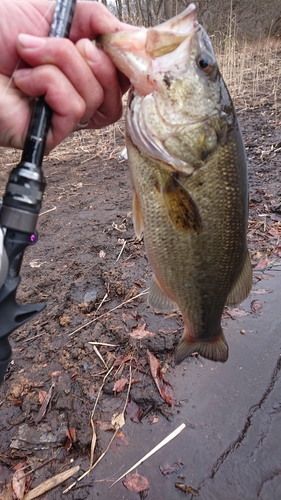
[98,3,199,96]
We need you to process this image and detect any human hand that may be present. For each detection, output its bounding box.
[0,0,133,150]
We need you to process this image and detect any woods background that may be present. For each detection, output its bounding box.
[93,0,281,39]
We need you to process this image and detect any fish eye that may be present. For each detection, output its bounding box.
[197,53,215,74]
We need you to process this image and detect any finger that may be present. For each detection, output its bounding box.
[76,39,125,127]
[16,35,104,125]
[13,65,88,148]
[0,75,31,149]
[31,0,136,41]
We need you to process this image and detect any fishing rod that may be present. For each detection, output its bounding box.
[0,0,77,384]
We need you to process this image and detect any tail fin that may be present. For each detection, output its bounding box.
[175,327,228,364]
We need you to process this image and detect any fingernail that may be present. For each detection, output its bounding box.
[83,39,102,64]
[18,33,46,49]
[14,68,32,79]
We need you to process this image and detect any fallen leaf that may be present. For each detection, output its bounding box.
[113,354,132,367]
[159,461,184,478]
[175,482,199,495]
[123,473,149,493]
[126,400,142,423]
[49,370,62,378]
[96,420,114,431]
[59,315,70,327]
[251,289,273,295]
[268,228,280,238]
[12,469,26,500]
[129,322,156,339]
[147,350,176,408]
[34,385,54,424]
[113,378,129,393]
[0,481,13,500]
[251,299,263,313]
[65,428,77,452]
[254,256,269,270]
[111,412,125,430]
[115,431,130,447]
[38,390,48,405]
[224,308,249,318]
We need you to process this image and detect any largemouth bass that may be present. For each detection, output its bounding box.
[99,3,252,363]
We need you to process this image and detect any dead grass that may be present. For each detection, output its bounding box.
[214,35,281,108]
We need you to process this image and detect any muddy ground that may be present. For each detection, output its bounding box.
[0,85,280,499]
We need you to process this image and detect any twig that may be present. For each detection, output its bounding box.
[90,366,114,467]
[93,345,107,368]
[68,288,149,337]
[115,240,126,262]
[88,342,117,347]
[23,465,80,500]
[95,292,108,313]
[63,366,133,494]
[39,206,57,216]
[108,423,186,489]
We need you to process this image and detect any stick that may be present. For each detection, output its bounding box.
[68,289,149,337]
[23,465,80,500]
[108,423,186,489]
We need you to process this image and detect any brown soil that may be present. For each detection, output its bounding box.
[0,88,280,499]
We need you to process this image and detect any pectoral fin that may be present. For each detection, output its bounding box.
[132,190,144,239]
[175,327,228,364]
[226,250,252,307]
[148,277,178,312]
[161,174,202,233]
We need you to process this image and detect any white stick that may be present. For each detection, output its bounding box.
[89,342,117,347]
[115,240,126,262]
[108,423,186,489]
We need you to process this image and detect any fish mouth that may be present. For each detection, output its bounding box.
[98,4,199,95]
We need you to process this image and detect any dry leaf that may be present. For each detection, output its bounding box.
[254,256,269,270]
[159,461,184,478]
[175,483,199,495]
[113,378,129,393]
[111,412,125,430]
[49,370,62,377]
[126,400,142,423]
[34,385,53,424]
[38,390,47,405]
[12,469,26,500]
[224,308,249,318]
[59,315,70,326]
[251,299,263,313]
[251,289,273,295]
[123,473,149,493]
[65,428,77,452]
[113,354,132,367]
[147,350,176,408]
[96,420,114,431]
[129,323,155,339]
[0,481,13,500]
[115,431,129,447]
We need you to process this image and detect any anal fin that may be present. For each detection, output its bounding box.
[148,277,178,313]
[175,327,228,364]
[226,250,252,307]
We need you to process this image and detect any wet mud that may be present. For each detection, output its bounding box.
[0,91,280,499]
